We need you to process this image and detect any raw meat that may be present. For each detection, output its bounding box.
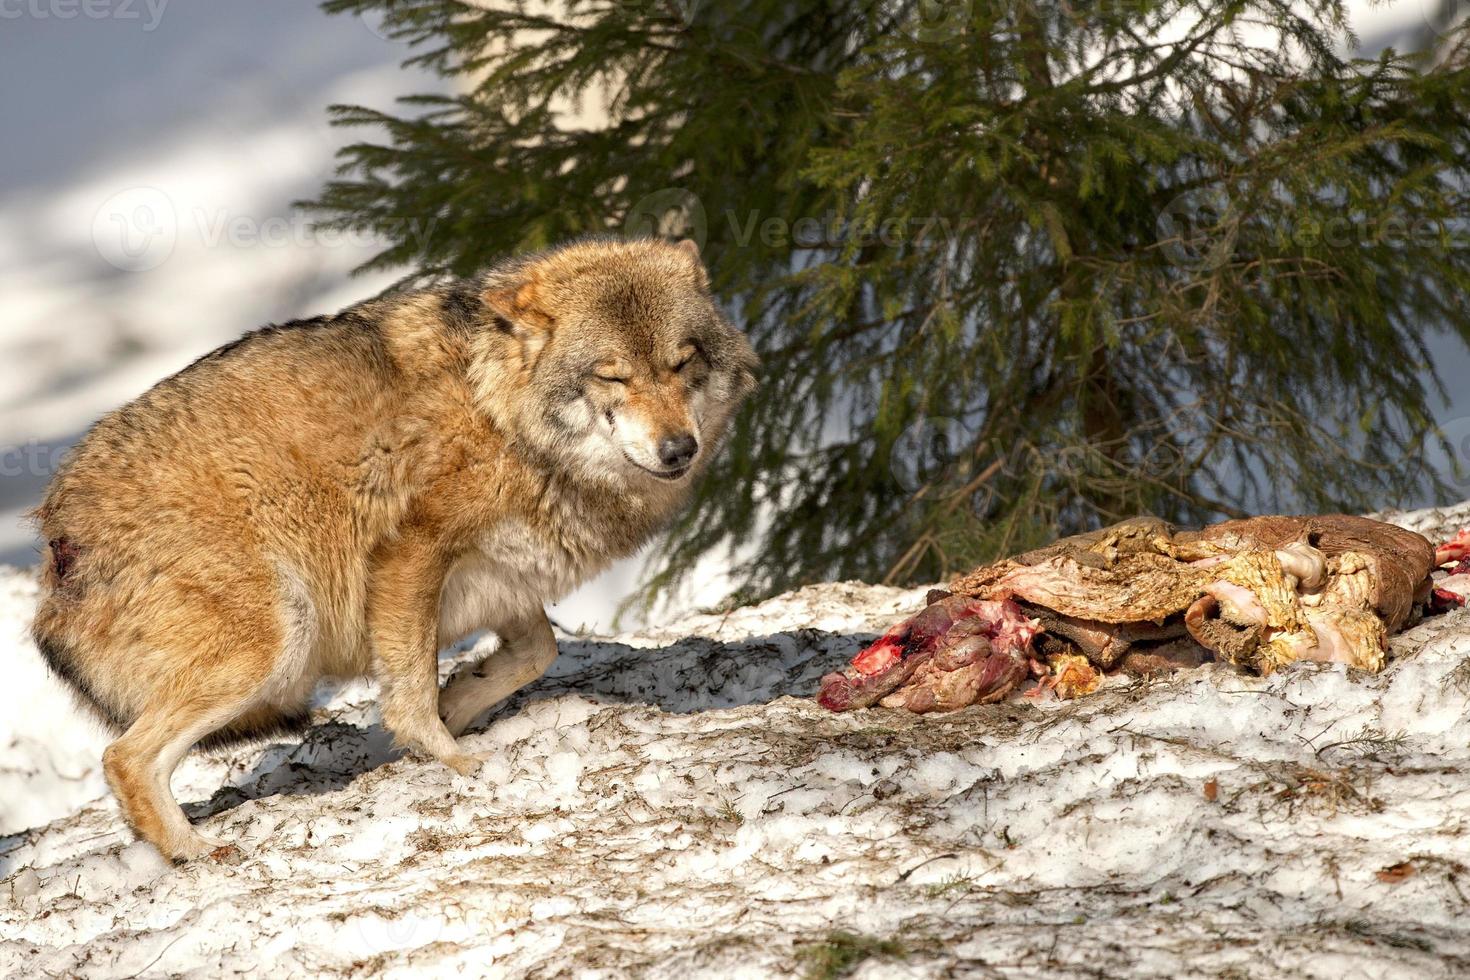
[816,592,1042,712]
[821,514,1442,713]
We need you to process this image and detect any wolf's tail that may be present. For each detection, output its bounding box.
[32,628,124,730]
[32,536,127,731]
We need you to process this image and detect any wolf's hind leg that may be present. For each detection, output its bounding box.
[105,712,230,863]
[98,564,300,862]
[103,659,279,863]
[439,610,558,737]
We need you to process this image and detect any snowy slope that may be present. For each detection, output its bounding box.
[3,503,1470,977]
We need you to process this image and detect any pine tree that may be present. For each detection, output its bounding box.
[309,0,1470,603]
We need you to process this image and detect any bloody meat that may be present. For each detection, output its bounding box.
[821,514,1443,713]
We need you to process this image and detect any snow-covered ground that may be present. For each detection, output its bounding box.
[3,501,1470,977]
[5,2,1470,972]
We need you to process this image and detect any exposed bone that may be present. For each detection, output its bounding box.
[1275,541,1328,590]
[1204,580,1269,625]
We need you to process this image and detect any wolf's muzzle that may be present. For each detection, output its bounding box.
[657,434,699,470]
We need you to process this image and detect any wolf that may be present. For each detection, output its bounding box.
[30,237,757,862]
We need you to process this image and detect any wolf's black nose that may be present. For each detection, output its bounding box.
[658,434,699,469]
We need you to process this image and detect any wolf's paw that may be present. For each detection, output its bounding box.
[439,701,488,740]
[166,830,231,865]
[444,751,488,778]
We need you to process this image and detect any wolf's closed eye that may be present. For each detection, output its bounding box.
[592,359,632,384]
[674,341,703,373]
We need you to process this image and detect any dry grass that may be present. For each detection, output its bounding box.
[796,930,912,980]
[1227,761,1383,818]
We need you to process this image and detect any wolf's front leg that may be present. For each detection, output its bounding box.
[369,528,484,777]
[439,609,558,736]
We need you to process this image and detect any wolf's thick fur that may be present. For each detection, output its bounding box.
[31,238,756,861]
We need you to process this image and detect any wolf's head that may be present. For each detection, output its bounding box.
[471,238,758,486]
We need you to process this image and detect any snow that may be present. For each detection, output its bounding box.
[4,507,1470,976]
[4,1,1470,973]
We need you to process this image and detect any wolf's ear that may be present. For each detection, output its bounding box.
[482,277,556,364]
[482,279,553,332]
[483,278,554,363]
[672,238,709,289]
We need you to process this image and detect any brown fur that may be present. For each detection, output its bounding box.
[30,237,756,861]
